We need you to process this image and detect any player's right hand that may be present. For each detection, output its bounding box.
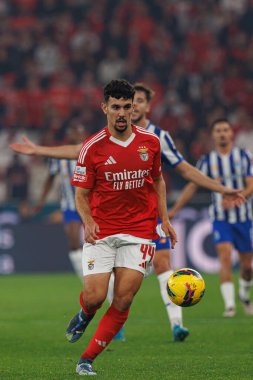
[84,219,100,245]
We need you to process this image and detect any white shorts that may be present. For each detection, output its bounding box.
[82,234,156,276]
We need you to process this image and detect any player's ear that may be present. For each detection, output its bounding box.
[101,102,107,115]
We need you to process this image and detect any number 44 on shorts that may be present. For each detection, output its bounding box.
[139,244,155,269]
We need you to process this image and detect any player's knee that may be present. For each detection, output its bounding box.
[83,289,106,310]
[112,294,134,311]
[84,297,104,311]
[220,255,232,267]
[241,267,252,281]
[68,239,80,251]
[153,256,170,274]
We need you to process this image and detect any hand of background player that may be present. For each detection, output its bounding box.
[222,189,245,208]
[161,220,177,249]
[84,217,100,245]
[9,135,37,155]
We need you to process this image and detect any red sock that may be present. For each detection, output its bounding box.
[79,291,100,316]
[81,305,130,361]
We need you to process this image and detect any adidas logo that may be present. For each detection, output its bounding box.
[105,156,117,165]
[95,338,107,347]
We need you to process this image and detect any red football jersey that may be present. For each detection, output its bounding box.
[72,125,162,239]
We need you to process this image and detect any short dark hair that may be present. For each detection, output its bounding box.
[210,118,230,130]
[134,82,155,102]
[104,79,135,102]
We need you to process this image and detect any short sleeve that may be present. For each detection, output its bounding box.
[196,155,208,175]
[242,149,253,177]
[160,130,184,167]
[151,139,162,178]
[71,142,96,188]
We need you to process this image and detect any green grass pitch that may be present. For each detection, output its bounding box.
[0,272,252,379]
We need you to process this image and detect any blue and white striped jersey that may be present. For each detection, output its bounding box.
[49,159,77,212]
[197,147,253,223]
[146,121,183,167]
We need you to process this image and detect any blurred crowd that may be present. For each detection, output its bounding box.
[1,0,253,206]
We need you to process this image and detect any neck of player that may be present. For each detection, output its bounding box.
[135,116,148,129]
[216,143,232,155]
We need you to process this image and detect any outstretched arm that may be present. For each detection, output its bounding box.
[222,176,253,209]
[169,182,198,218]
[175,161,245,205]
[10,136,81,160]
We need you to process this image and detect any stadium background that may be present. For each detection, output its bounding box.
[1,0,253,274]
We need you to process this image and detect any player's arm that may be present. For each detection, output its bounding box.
[160,130,244,202]
[75,187,99,245]
[9,135,81,159]
[223,176,253,209]
[237,150,253,201]
[175,161,245,206]
[153,174,177,248]
[175,161,223,192]
[168,182,198,218]
[242,176,253,198]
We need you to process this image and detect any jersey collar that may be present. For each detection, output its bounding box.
[107,125,136,147]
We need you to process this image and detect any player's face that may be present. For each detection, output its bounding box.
[212,122,233,148]
[132,91,150,124]
[101,97,133,134]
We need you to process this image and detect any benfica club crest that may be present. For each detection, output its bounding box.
[137,146,149,161]
[87,259,95,270]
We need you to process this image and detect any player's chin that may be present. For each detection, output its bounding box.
[114,124,128,132]
[131,115,138,123]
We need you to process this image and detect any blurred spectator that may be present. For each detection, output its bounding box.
[5,154,29,202]
[234,114,253,153]
[1,0,253,203]
[34,36,62,77]
[97,47,125,84]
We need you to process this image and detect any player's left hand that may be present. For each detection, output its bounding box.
[161,220,177,249]
[222,190,245,208]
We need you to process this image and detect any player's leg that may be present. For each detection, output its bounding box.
[78,268,143,362]
[107,272,126,341]
[215,242,235,316]
[73,272,111,376]
[77,236,146,375]
[64,210,83,280]
[107,272,115,304]
[213,220,235,317]
[235,221,253,315]
[152,240,189,342]
[238,252,253,315]
[66,238,115,345]
[66,272,111,343]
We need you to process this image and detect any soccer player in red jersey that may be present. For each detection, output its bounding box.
[66,79,177,375]
[10,84,245,354]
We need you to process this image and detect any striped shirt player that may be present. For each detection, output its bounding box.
[197,146,253,252]
[49,158,81,224]
[146,120,184,250]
